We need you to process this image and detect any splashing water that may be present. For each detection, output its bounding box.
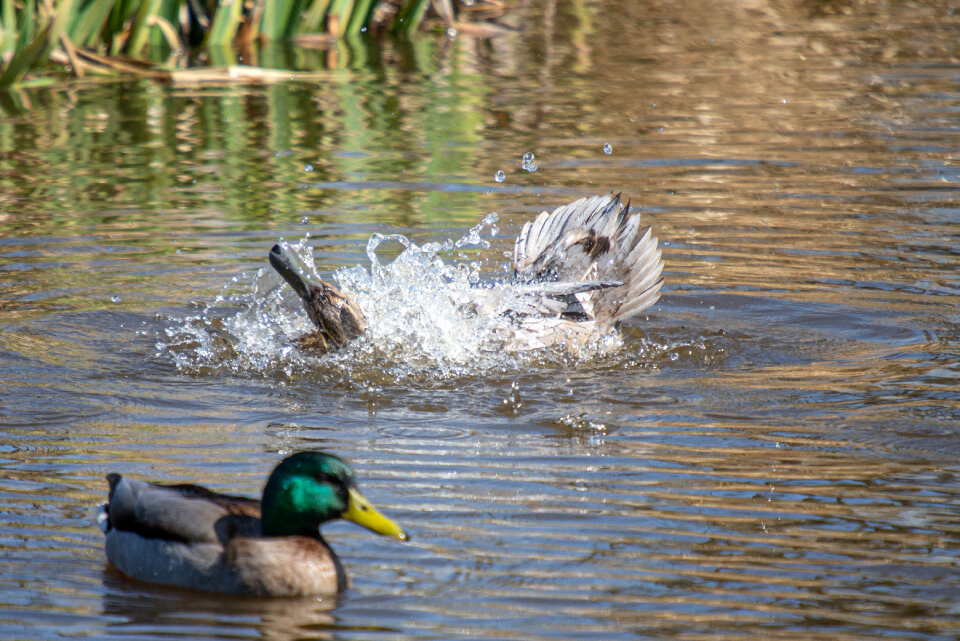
[157,215,641,381]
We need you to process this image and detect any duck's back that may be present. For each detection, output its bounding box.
[513,194,664,331]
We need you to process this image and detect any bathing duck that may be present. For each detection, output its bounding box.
[99,451,407,597]
[270,193,664,353]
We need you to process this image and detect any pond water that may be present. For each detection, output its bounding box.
[2,1,959,639]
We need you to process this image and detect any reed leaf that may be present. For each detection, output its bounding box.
[107,0,140,53]
[148,0,182,55]
[1,0,18,56]
[260,0,306,41]
[299,0,331,34]
[44,0,76,62]
[69,0,120,47]
[206,0,243,46]
[125,0,163,55]
[0,23,50,88]
[325,0,353,36]
[343,0,374,35]
[391,0,428,36]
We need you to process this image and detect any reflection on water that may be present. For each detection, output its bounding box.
[1,0,960,640]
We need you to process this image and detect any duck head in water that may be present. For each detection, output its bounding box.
[269,242,367,354]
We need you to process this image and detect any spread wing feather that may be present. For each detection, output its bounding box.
[512,194,664,332]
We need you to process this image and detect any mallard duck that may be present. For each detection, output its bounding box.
[269,244,367,353]
[270,193,664,353]
[99,451,407,597]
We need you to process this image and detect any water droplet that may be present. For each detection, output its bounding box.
[300,216,310,224]
[781,98,787,104]
[110,295,121,303]
[494,170,505,183]
[304,164,314,172]
[521,152,537,172]
[446,27,458,38]
[602,143,613,155]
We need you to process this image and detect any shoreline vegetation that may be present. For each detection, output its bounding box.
[0,0,512,87]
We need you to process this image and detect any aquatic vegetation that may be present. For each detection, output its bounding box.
[0,0,507,86]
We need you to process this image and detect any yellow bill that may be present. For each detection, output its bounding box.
[344,487,408,541]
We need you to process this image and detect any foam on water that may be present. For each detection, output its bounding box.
[157,217,640,381]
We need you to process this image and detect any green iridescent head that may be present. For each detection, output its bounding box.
[260,451,407,541]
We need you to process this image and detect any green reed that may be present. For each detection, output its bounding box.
[0,0,432,87]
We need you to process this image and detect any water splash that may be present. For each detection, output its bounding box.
[157,218,657,381]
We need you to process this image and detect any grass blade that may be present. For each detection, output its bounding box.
[391,0,428,35]
[0,23,51,88]
[261,0,306,41]
[325,0,353,36]
[69,0,121,47]
[300,0,332,33]
[343,0,374,35]
[206,0,243,46]
[125,0,164,55]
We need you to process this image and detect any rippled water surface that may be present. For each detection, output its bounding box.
[2,1,960,639]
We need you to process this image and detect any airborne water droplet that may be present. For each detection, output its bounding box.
[304,164,314,172]
[602,143,613,155]
[521,152,537,172]
[494,170,505,183]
